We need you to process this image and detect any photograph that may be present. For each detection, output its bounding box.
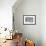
[0,0,46,46]
[23,15,36,25]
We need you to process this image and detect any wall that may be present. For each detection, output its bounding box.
[41,0,46,46]
[0,0,16,30]
[13,0,41,46]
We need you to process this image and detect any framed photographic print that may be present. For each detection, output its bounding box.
[23,15,36,25]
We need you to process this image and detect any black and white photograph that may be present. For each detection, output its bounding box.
[23,15,36,25]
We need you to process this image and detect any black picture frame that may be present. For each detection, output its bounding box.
[23,15,36,25]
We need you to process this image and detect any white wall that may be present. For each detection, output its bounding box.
[41,0,46,46]
[0,0,16,30]
[13,0,41,46]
